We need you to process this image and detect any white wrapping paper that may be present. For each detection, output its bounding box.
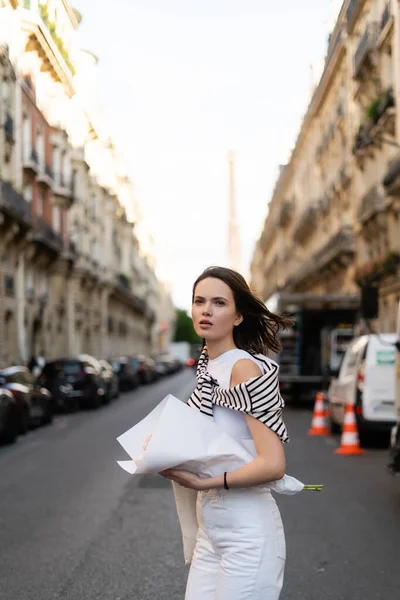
[117,394,306,563]
[117,394,303,492]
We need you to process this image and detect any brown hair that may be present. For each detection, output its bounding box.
[192,266,294,355]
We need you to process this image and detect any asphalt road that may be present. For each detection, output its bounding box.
[0,369,399,600]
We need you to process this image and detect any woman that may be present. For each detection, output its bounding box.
[162,266,293,600]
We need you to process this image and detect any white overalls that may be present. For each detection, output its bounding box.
[185,349,286,600]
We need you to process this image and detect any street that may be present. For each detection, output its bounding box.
[1,369,400,600]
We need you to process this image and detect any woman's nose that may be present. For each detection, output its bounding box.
[202,305,212,316]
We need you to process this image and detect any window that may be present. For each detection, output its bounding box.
[91,239,98,262]
[23,183,32,204]
[53,146,60,184]
[37,129,45,169]
[91,193,97,219]
[2,79,9,112]
[53,205,61,232]
[23,116,32,159]
[37,188,44,216]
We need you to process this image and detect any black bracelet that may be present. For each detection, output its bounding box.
[223,471,230,490]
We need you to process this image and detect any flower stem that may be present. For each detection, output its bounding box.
[303,484,323,492]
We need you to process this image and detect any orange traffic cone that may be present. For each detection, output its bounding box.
[308,392,330,436]
[334,402,366,455]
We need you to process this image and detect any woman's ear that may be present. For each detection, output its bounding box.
[234,314,243,327]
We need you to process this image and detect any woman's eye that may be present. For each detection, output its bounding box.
[194,299,203,305]
[216,301,225,306]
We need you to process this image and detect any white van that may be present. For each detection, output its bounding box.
[327,334,397,440]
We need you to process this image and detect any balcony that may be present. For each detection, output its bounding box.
[358,185,387,225]
[37,162,54,188]
[23,148,39,174]
[383,156,400,195]
[354,23,378,78]
[292,204,318,244]
[355,251,400,286]
[52,172,73,207]
[23,5,75,95]
[0,181,33,227]
[313,226,354,270]
[31,217,64,254]
[377,2,393,50]
[286,226,355,289]
[353,88,395,161]
[114,274,148,315]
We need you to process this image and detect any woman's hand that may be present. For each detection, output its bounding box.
[160,469,209,491]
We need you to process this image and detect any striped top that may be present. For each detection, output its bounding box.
[187,346,290,443]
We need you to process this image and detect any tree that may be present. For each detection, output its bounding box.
[173,308,201,344]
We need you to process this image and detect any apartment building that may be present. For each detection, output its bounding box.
[0,1,173,366]
[251,0,400,333]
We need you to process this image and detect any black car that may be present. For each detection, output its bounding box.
[39,355,107,410]
[99,359,119,401]
[112,357,140,392]
[0,366,54,430]
[0,388,19,444]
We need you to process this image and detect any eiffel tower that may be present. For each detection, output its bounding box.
[227,151,242,273]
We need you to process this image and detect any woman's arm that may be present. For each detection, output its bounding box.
[199,359,285,489]
[162,359,286,491]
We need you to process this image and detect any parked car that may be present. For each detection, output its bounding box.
[0,388,20,444]
[155,359,169,378]
[99,359,119,401]
[0,366,54,430]
[39,355,107,410]
[155,353,182,375]
[112,357,140,391]
[327,334,397,442]
[135,355,154,385]
[145,357,158,382]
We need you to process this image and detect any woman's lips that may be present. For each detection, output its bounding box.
[199,322,212,329]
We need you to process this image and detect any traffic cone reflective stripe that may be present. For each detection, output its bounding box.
[308,392,330,436]
[334,402,366,455]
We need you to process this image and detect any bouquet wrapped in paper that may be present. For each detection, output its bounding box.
[117,394,320,494]
[117,394,322,563]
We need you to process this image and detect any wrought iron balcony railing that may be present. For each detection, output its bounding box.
[358,185,386,224]
[354,23,378,77]
[286,226,355,288]
[34,217,64,252]
[292,204,318,244]
[0,181,33,226]
[383,156,400,193]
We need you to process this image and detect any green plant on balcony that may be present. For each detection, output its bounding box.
[118,273,132,290]
[354,89,395,155]
[366,98,380,122]
[39,2,76,75]
[365,89,394,124]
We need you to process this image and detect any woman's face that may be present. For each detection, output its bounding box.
[192,277,243,342]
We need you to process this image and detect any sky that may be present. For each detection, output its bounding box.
[74,0,342,311]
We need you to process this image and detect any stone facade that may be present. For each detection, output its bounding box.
[0,1,174,367]
[251,0,400,334]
